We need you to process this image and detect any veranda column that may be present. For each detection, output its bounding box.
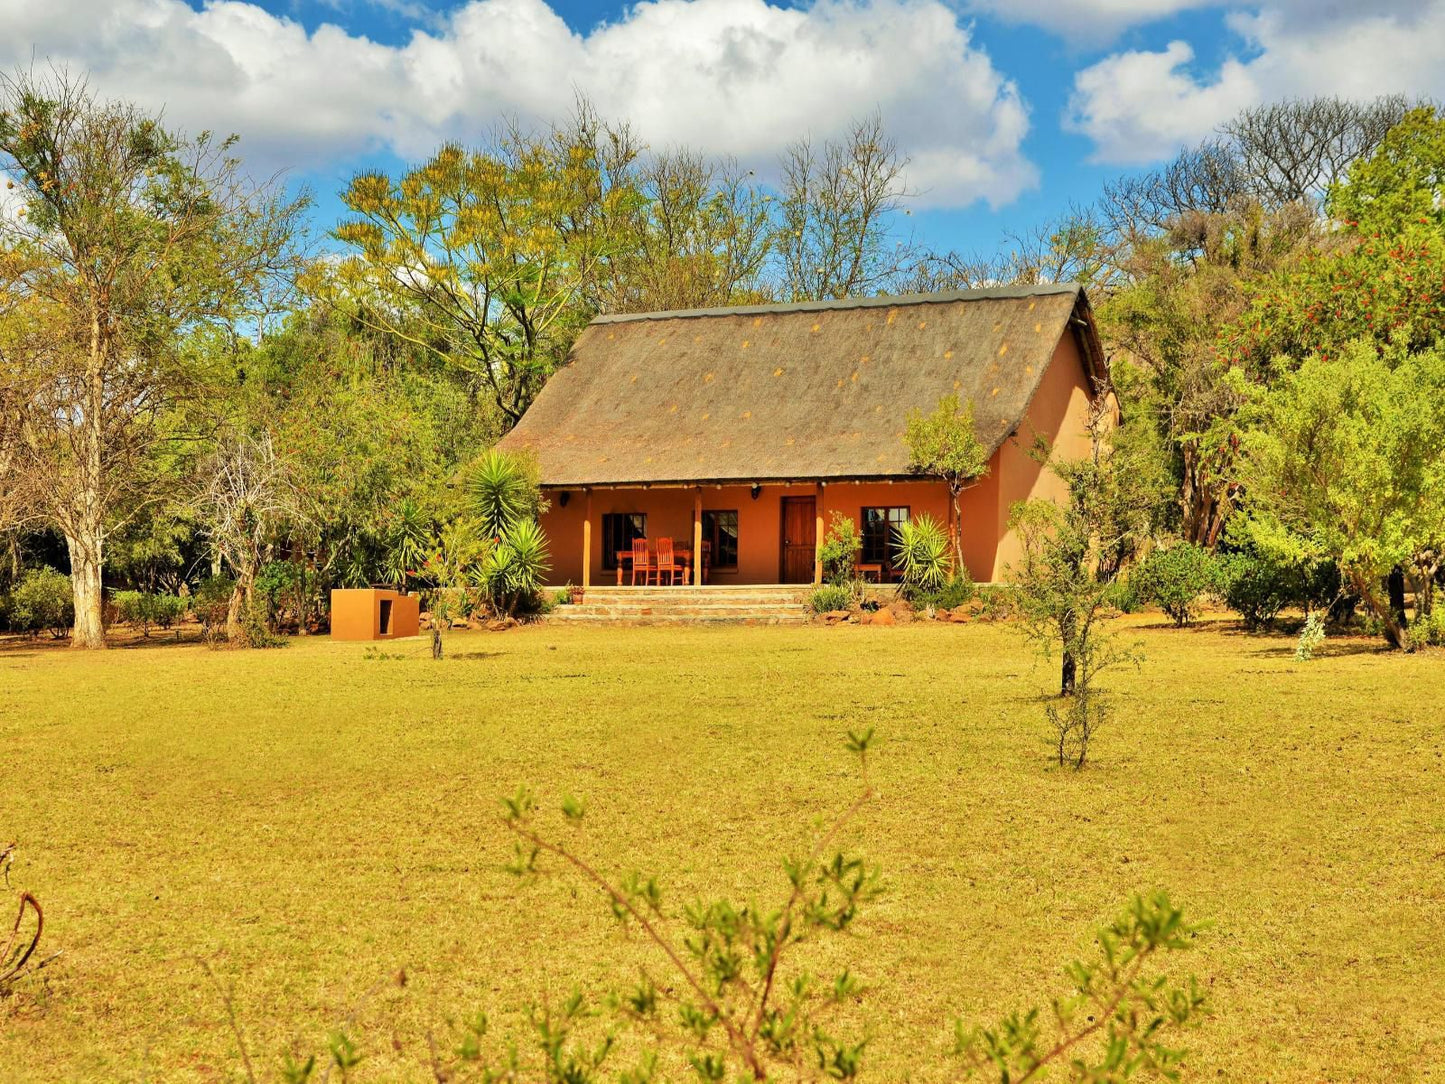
[582,488,592,590]
[693,488,704,586]
[813,482,824,585]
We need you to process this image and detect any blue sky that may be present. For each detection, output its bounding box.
[6,0,1443,259]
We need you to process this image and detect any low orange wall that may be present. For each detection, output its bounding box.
[330,589,421,640]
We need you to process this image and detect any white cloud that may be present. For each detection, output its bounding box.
[0,0,1037,208]
[1065,1,1445,164]
[964,0,1212,40]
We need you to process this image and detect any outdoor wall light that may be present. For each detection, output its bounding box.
[750,484,761,500]
[558,491,570,507]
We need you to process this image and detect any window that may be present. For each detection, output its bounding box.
[860,506,910,569]
[602,513,647,571]
[702,510,739,570]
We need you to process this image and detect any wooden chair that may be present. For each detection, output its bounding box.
[630,537,653,586]
[655,537,685,586]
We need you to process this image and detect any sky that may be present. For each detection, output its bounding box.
[4,0,1444,257]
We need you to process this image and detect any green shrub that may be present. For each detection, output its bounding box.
[808,583,854,614]
[1407,607,1445,650]
[892,514,950,591]
[10,567,73,639]
[1295,611,1327,661]
[976,584,1017,620]
[1215,552,1294,631]
[1133,544,1219,626]
[192,575,235,642]
[818,512,863,585]
[1103,575,1143,613]
[902,569,974,612]
[113,590,186,637]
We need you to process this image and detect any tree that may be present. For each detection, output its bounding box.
[1223,95,1416,210]
[775,114,914,301]
[605,148,774,312]
[322,108,643,429]
[194,431,302,640]
[0,69,305,647]
[1008,405,1150,697]
[1235,340,1445,651]
[1100,198,1319,545]
[903,394,988,571]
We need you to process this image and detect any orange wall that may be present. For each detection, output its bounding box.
[331,589,421,640]
[989,331,1097,579]
[537,332,1097,586]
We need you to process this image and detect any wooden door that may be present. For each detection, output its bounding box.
[780,497,816,583]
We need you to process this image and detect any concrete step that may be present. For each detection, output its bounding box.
[551,611,810,625]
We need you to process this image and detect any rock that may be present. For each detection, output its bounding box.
[870,608,895,626]
[823,609,852,623]
[486,617,519,632]
[948,608,970,623]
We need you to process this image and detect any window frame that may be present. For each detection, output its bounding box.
[601,512,647,571]
[859,506,911,570]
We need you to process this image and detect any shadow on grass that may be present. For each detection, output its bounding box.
[1249,639,1391,659]
[449,651,505,661]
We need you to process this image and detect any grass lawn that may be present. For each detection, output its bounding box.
[1,616,1443,1081]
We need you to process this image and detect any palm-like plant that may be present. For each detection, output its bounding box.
[466,450,540,540]
[892,514,950,591]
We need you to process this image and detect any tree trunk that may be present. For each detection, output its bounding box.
[431,626,443,660]
[65,529,106,649]
[949,487,965,575]
[1061,652,1077,696]
[1388,565,1408,629]
[1353,570,1410,651]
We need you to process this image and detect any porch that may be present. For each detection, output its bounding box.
[539,478,994,590]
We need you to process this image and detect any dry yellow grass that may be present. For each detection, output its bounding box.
[1,616,1442,1081]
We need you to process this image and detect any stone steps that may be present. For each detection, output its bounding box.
[550,585,811,624]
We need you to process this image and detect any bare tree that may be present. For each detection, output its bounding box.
[606,148,774,312]
[0,68,306,647]
[1222,94,1416,208]
[195,432,302,639]
[776,114,915,300]
[902,207,1123,295]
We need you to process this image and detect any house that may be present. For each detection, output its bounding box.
[496,284,1108,588]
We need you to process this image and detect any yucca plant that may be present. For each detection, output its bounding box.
[466,450,540,540]
[479,519,551,616]
[892,514,950,591]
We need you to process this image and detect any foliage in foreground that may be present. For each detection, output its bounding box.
[189,734,1207,1083]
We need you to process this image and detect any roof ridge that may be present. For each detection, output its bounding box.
[590,283,1083,325]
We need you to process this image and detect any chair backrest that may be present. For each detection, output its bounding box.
[657,537,674,565]
[631,536,651,567]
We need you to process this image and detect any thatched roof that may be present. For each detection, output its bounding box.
[498,284,1105,488]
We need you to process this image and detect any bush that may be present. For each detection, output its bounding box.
[112,591,186,637]
[10,567,73,639]
[818,512,863,585]
[1216,552,1294,631]
[1133,544,1219,626]
[1407,607,1445,650]
[902,569,974,612]
[892,514,950,591]
[1295,611,1327,661]
[1103,575,1143,613]
[808,583,854,614]
[975,584,1017,621]
[192,575,235,644]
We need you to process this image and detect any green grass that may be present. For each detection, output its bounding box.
[2,618,1443,1081]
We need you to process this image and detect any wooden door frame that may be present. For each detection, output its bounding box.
[779,495,817,584]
